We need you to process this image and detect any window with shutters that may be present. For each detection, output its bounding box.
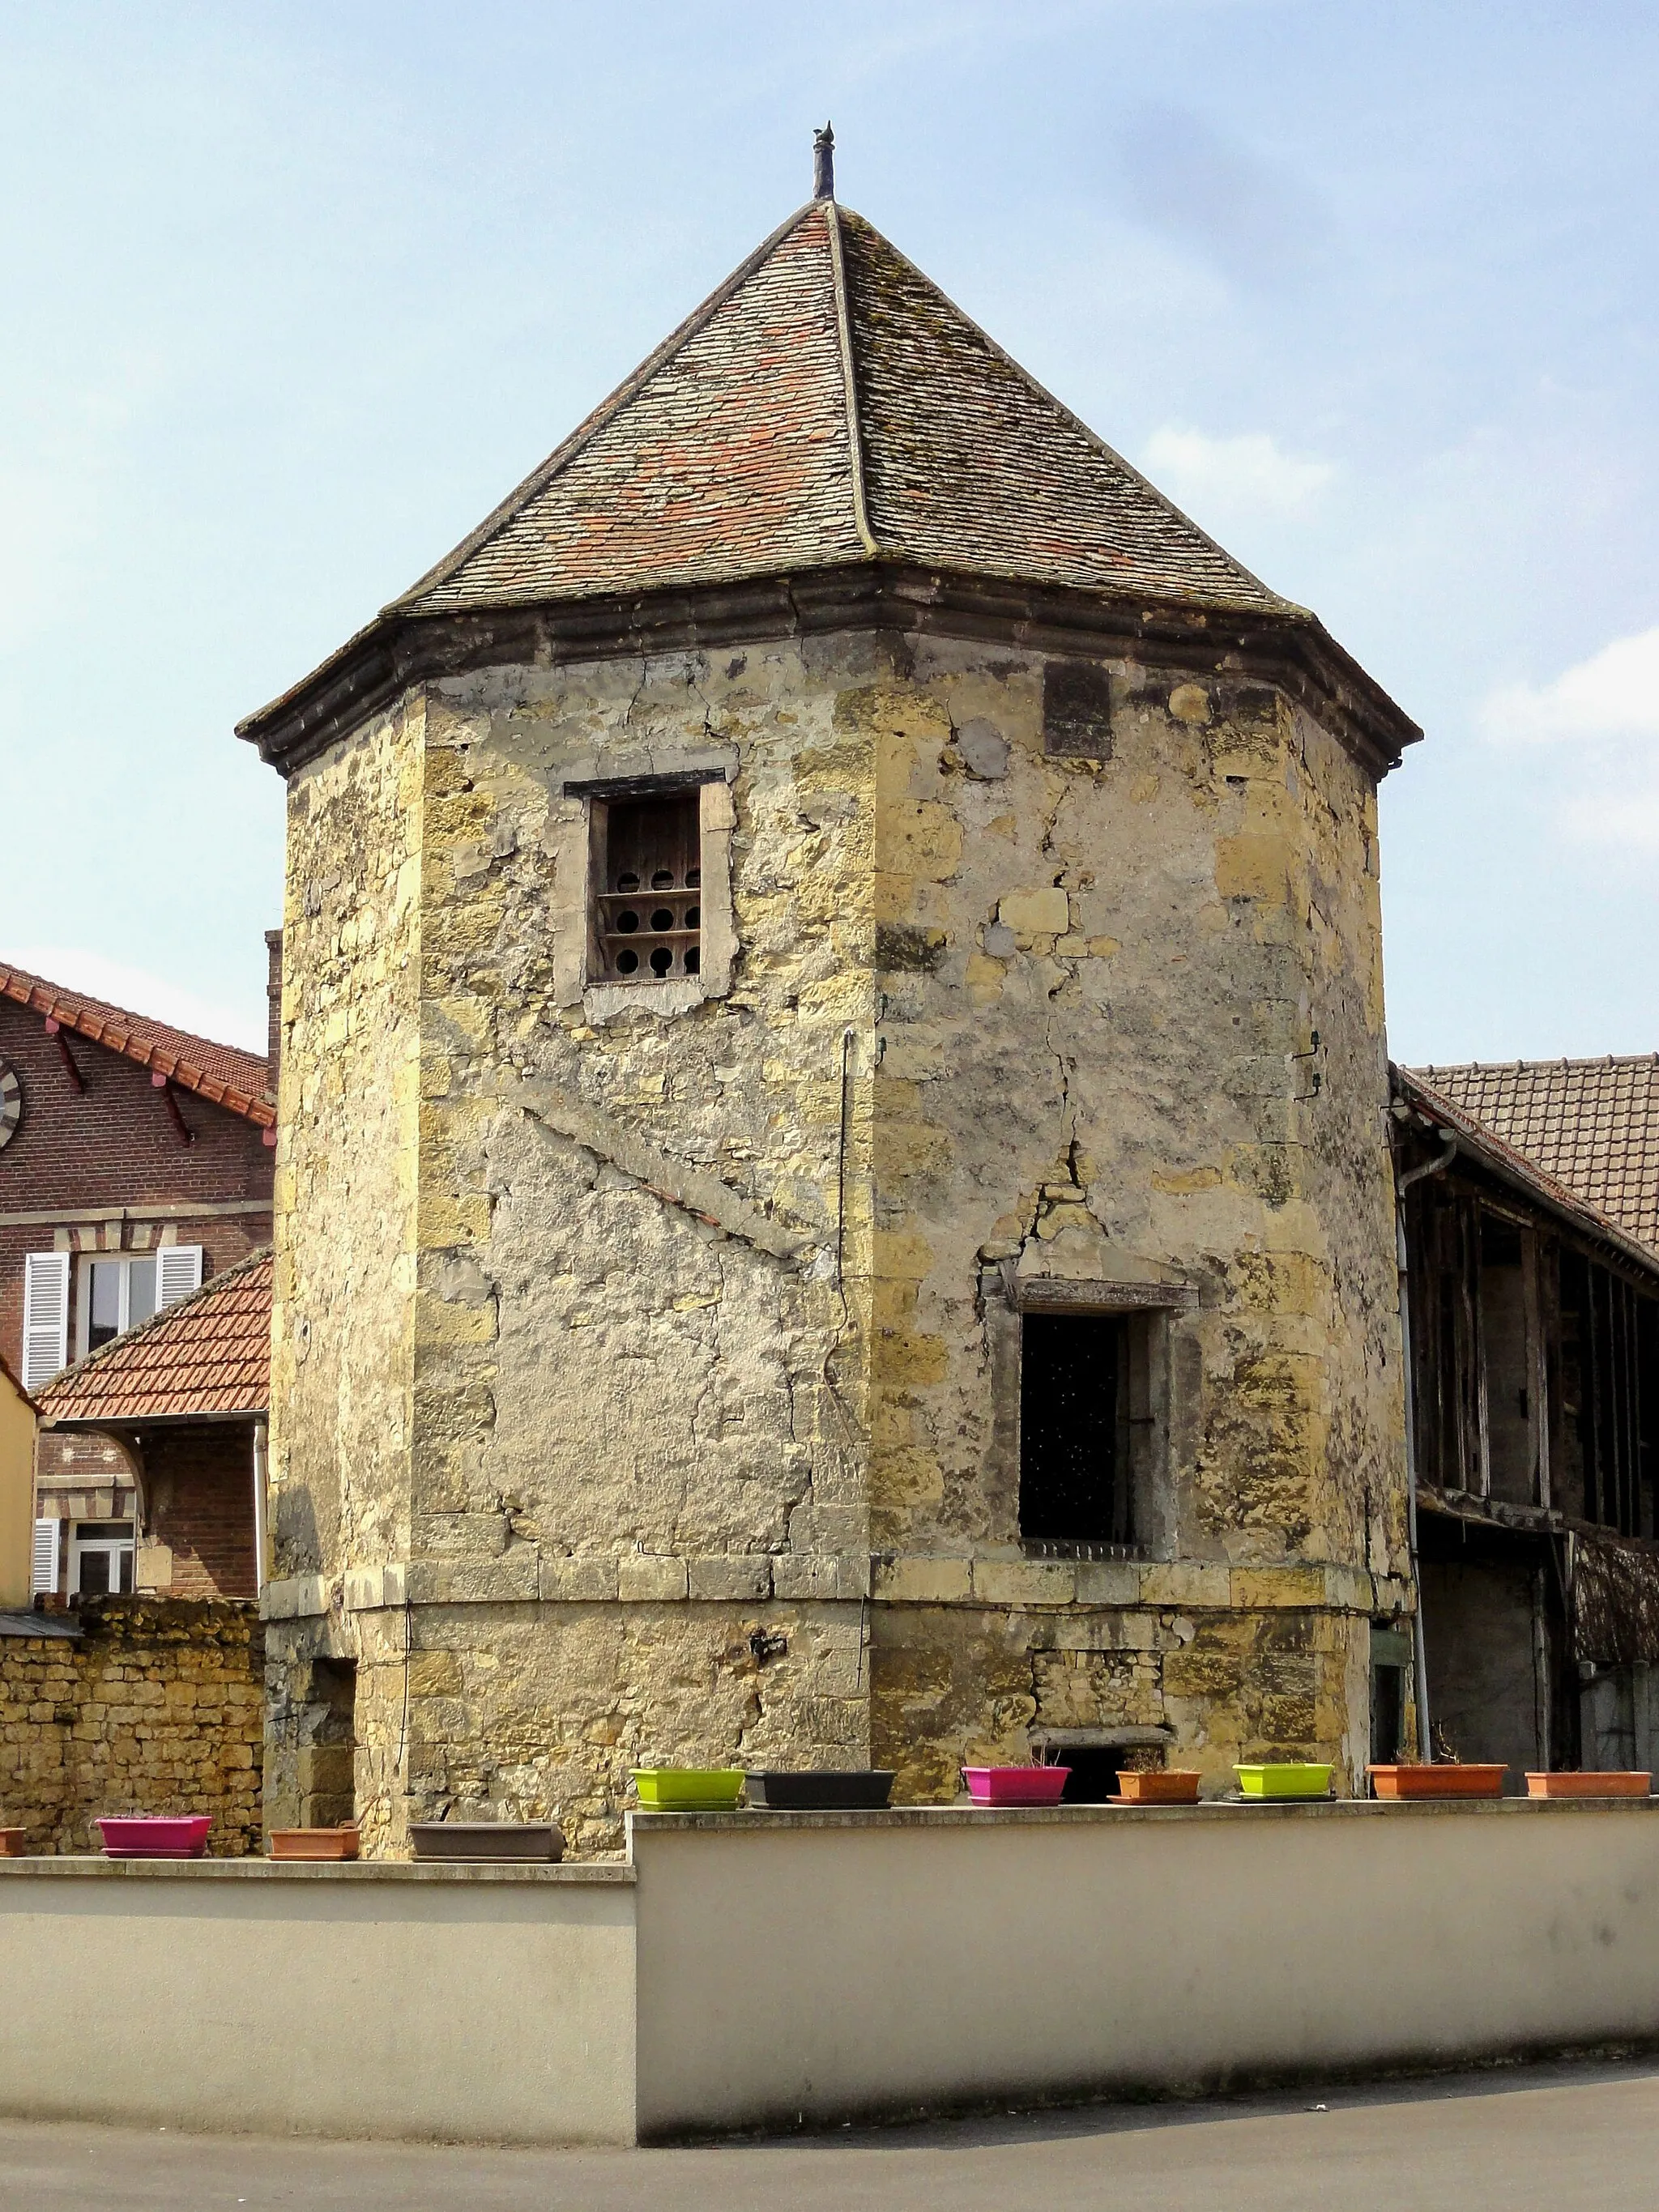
[74,1245,202,1358]
[21,1251,70,1392]
[30,1516,59,1597]
[557,770,736,1005]
[591,790,703,983]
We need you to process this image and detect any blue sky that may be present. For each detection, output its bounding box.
[2,2,1655,1061]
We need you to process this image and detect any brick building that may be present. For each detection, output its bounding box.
[31,1248,272,1603]
[0,958,276,1595]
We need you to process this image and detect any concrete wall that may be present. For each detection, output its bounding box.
[0,1858,635,2144]
[5,1804,1659,2146]
[629,1801,1659,2137]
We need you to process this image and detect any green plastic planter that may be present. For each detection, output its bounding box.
[1235,1762,1333,1801]
[631,1768,745,1812]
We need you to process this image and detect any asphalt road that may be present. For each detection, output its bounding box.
[4,2058,1658,2210]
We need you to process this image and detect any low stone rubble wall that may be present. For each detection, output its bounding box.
[0,1597,262,1855]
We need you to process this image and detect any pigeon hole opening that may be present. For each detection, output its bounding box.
[595,791,702,982]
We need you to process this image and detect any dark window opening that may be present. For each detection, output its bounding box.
[1370,1622,1411,1766]
[595,793,702,984]
[1018,1312,1130,1544]
[298,1656,357,1830]
[1056,1750,1127,1803]
[1043,658,1113,758]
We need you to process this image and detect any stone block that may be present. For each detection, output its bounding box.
[1137,1564,1232,1609]
[873,1556,972,1604]
[687,1555,774,1602]
[1230,1566,1326,1609]
[618,1554,690,1602]
[539,1556,620,1602]
[1073,1561,1142,1606]
[998,887,1069,935]
[772,1553,870,1601]
[972,1560,1077,1607]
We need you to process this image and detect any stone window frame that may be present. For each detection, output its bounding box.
[554,766,737,1018]
[981,1268,1191,1561]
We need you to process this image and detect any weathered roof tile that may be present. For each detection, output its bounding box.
[1412,1056,1659,1256]
[35,1249,271,1424]
[391,200,1288,621]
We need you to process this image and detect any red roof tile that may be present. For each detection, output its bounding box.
[35,1248,271,1423]
[0,962,274,1127]
[1412,1056,1659,1257]
[393,202,1288,620]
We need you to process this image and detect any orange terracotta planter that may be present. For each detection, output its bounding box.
[0,1828,25,1856]
[1525,1771,1652,1799]
[1369,1763,1506,1800]
[269,1826,360,1860]
[1111,1771,1202,1805]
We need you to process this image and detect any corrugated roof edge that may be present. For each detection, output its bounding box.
[33,1245,273,1425]
[1395,1067,1659,1282]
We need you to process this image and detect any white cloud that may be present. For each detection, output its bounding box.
[1142,426,1337,517]
[1561,791,1659,855]
[1476,627,1659,855]
[2,948,266,1055]
[1479,626,1659,745]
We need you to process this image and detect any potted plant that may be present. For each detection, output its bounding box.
[269,1824,361,1860]
[1113,1770,1202,1805]
[409,1820,564,1860]
[1368,1763,1506,1799]
[96,1814,212,1858]
[1525,1771,1652,1799]
[962,1766,1070,1807]
[629,1768,745,1813]
[1234,1763,1334,1801]
[744,1771,895,1810]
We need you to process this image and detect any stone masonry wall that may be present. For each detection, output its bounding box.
[861,641,1408,1795]
[0,1599,263,1855]
[266,624,1408,1854]
[265,697,424,1838]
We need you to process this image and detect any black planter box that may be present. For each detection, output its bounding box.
[408,1822,564,1861]
[744,1771,896,1811]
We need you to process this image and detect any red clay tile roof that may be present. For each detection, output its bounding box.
[0,962,274,1127]
[34,1248,271,1424]
[1412,1057,1659,1256]
[391,199,1290,620]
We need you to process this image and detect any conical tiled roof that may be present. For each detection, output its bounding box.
[391,200,1289,621]
[241,191,1418,778]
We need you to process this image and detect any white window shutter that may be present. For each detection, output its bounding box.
[21,1251,70,1392]
[156,1244,203,1311]
[31,1518,58,1596]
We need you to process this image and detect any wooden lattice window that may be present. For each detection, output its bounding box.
[594,791,702,983]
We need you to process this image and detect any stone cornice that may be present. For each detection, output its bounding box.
[236,561,1422,786]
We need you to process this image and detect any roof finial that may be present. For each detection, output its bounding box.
[812,122,835,202]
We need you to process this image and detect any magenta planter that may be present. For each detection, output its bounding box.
[962,1766,1070,1807]
[96,1816,211,1859]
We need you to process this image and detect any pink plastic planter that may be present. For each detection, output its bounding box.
[962,1766,1070,1807]
[96,1816,211,1859]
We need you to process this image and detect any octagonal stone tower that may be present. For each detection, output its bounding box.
[242,183,1421,1854]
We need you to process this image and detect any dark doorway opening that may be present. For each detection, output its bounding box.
[1056,1749,1126,1803]
[1018,1313,1129,1544]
